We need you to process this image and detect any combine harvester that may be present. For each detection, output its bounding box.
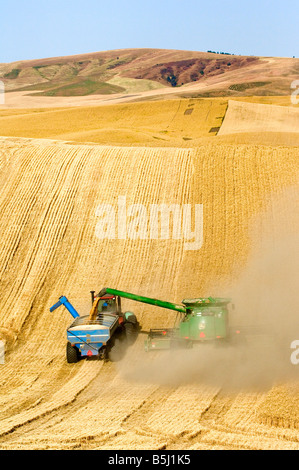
[50,288,233,363]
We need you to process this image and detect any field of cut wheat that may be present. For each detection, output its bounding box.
[219,100,299,135]
[0,98,227,145]
[1,97,299,148]
[0,124,298,449]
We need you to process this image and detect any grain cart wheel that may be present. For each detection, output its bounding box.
[124,322,137,345]
[108,338,123,362]
[66,342,79,363]
[99,346,108,361]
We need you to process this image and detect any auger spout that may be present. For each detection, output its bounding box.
[98,288,187,314]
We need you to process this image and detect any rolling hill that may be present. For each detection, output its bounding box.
[1,48,299,108]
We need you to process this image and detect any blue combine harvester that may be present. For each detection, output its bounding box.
[50,291,139,363]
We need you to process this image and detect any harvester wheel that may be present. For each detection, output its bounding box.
[66,342,79,363]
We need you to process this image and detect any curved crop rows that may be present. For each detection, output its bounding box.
[0,136,298,449]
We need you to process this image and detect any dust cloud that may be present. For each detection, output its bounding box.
[118,186,299,391]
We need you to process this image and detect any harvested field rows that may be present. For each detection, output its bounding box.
[0,136,298,449]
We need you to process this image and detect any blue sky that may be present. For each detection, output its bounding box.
[0,0,298,62]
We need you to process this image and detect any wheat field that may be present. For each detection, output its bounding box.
[0,96,298,449]
[0,98,227,145]
[219,100,299,135]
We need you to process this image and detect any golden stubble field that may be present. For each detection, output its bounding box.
[0,98,298,449]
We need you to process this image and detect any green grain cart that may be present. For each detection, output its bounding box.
[97,288,231,351]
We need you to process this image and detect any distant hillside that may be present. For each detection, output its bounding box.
[0,49,298,103]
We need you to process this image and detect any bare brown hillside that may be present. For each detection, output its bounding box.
[1,48,298,106]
